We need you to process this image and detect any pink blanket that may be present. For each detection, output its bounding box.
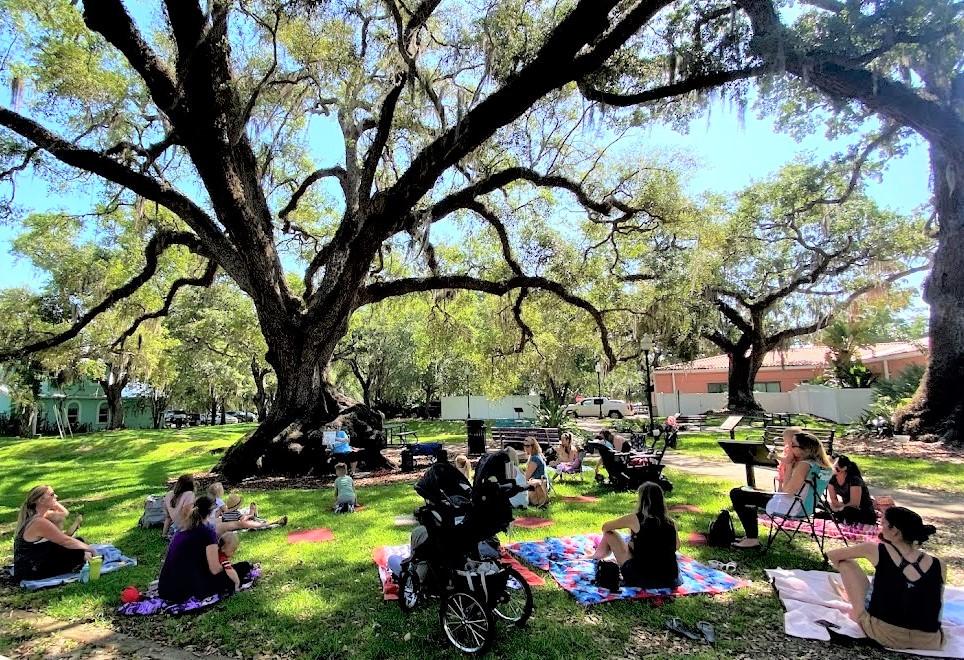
[759,515,880,544]
[767,569,964,657]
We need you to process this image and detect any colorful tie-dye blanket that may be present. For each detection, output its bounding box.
[372,544,545,600]
[117,565,261,616]
[759,515,880,544]
[505,533,749,605]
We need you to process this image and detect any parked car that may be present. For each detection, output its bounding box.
[164,410,189,428]
[227,410,256,422]
[199,412,239,424]
[564,397,635,419]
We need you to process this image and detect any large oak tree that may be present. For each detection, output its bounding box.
[0,0,688,478]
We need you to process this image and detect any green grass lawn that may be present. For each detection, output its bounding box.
[0,425,943,659]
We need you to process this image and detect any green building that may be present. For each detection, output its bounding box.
[0,379,155,434]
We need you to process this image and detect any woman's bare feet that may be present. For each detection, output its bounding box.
[828,574,848,601]
[249,502,258,518]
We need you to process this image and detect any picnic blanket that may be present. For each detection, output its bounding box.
[287,528,334,544]
[767,568,964,657]
[505,533,748,605]
[11,544,137,591]
[760,514,880,544]
[372,544,545,601]
[118,565,262,616]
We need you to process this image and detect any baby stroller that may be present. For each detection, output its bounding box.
[588,425,675,493]
[395,451,534,655]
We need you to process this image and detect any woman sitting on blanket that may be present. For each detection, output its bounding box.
[523,436,549,507]
[730,431,832,549]
[827,506,945,651]
[159,496,248,602]
[592,481,679,589]
[14,485,97,580]
[549,432,579,470]
[163,474,195,537]
[827,455,878,526]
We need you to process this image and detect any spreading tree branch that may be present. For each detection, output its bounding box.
[111,260,218,349]
[579,65,768,106]
[278,166,349,220]
[0,231,204,360]
[360,274,617,366]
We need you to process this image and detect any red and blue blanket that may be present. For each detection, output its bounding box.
[505,533,749,605]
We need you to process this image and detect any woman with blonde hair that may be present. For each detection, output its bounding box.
[13,485,96,580]
[454,454,472,482]
[730,431,832,549]
[592,482,680,588]
[523,436,549,507]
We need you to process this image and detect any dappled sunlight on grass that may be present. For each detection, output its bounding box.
[1,424,954,658]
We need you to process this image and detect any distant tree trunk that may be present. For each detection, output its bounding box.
[220,399,226,425]
[546,377,572,407]
[98,359,130,430]
[726,348,765,413]
[209,386,217,426]
[150,390,168,429]
[251,357,271,423]
[895,151,964,444]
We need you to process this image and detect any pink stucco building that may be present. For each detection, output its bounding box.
[653,340,928,394]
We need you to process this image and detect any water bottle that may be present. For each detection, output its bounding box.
[80,561,90,584]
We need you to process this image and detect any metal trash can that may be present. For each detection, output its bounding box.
[466,419,486,455]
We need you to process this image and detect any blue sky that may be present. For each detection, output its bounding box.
[0,97,931,295]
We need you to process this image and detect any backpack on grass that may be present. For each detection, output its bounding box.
[594,560,621,592]
[707,509,737,547]
[138,494,167,528]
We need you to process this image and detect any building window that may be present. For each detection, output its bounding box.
[754,382,781,393]
[66,402,80,426]
[707,383,727,393]
[98,402,109,424]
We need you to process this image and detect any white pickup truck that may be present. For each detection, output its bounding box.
[564,397,635,419]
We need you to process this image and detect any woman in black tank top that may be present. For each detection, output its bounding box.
[827,506,945,650]
[591,482,679,589]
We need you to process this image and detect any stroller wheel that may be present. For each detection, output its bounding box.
[439,590,495,655]
[493,566,533,626]
[398,565,422,613]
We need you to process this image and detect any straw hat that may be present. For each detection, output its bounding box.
[224,493,242,511]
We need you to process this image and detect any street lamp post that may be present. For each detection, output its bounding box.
[640,334,655,433]
[594,360,604,418]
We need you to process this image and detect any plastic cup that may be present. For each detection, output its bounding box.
[88,555,103,581]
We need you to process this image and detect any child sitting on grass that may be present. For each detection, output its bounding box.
[217,531,253,594]
[217,494,287,533]
[207,482,226,518]
[333,463,357,513]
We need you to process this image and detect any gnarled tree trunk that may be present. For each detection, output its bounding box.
[98,360,130,430]
[217,324,389,481]
[895,151,964,444]
[726,349,765,413]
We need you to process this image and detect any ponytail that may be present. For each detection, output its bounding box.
[885,506,937,545]
[188,495,215,530]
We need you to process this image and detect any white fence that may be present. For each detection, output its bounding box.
[654,384,873,423]
[440,395,540,420]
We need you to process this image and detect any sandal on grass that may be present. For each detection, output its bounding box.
[665,617,701,641]
[708,560,737,572]
[696,621,716,644]
[730,539,761,550]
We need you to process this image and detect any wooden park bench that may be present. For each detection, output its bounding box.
[758,425,835,456]
[383,422,419,447]
[674,414,707,430]
[491,426,561,453]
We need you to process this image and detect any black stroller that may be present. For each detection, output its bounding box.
[588,425,676,493]
[395,451,534,655]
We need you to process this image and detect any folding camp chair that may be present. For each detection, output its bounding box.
[761,465,847,563]
[552,450,586,482]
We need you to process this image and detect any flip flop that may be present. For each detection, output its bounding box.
[696,621,716,644]
[665,617,701,641]
[730,539,761,551]
[708,560,737,572]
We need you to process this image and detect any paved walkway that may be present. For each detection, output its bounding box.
[574,418,964,521]
[2,610,234,660]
